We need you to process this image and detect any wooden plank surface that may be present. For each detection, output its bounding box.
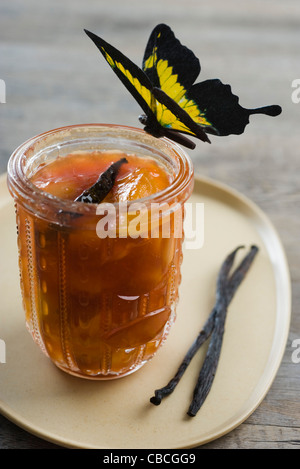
[0,0,299,449]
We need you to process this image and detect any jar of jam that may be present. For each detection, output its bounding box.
[7,124,194,379]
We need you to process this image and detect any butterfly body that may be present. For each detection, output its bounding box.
[84,24,281,149]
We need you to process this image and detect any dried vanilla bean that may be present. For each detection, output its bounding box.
[150,245,259,416]
[75,158,128,203]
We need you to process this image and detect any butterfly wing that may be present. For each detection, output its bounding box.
[151,87,210,144]
[143,24,281,139]
[84,29,209,146]
[85,27,281,149]
[84,29,159,130]
[142,24,217,136]
[185,79,282,136]
[143,23,200,100]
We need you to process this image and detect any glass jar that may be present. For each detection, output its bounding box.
[7,124,194,379]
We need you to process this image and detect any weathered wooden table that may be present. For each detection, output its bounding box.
[0,0,299,449]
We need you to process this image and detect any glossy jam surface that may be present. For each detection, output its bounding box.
[31,150,171,202]
[16,150,184,379]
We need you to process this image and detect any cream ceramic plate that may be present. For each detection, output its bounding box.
[0,173,291,449]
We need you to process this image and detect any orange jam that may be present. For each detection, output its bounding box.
[16,149,185,378]
[31,150,171,202]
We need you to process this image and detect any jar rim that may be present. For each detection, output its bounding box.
[7,123,194,217]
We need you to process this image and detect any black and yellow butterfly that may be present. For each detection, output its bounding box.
[84,24,281,150]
